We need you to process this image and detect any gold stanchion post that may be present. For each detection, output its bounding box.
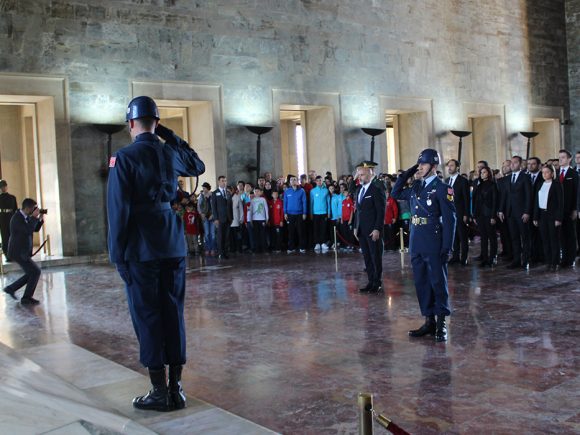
[46,234,51,256]
[358,393,373,435]
[334,226,338,272]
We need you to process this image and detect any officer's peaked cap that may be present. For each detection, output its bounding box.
[357,160,378,169]
[417,149,440,165]
[126,96,160,122]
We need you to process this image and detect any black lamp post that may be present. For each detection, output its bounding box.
[245,126,273,180]
[361,128,386,162]
[450,130,472,163]
[519,131,539,160]
[93,123,125,177]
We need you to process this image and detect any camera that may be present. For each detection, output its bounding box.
[38,208,48,215]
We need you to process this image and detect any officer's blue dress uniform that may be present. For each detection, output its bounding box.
[392,172,456,318]
[107,124,205,369]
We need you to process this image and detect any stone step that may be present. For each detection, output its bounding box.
[1,341,279,435]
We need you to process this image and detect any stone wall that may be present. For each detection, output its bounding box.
[567,0,580,148]
[0,0,573,254]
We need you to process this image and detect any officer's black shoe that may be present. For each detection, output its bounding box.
[133,368,172,412]
[409,316,436,337]
[20,297,40,305]
[521,263,529,271]
[168,365,186,410]
[435,316,448,342]
[448,257,460,265]
[3,287,17,300]
[460,259,468,267]
[368,284,383,293]
[359,283,373,292]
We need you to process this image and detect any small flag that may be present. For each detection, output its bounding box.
[109,157,116,168]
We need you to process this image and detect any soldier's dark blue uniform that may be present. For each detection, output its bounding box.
[391,149,456,342]
[107,96,205,411]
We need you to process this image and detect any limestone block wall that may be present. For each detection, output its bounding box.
[567,0,580,148]
[0,0,572,254]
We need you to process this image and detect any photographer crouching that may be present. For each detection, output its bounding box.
[3,198,45,305]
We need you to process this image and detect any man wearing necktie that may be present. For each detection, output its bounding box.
[557,149,578,267]
[498,156,532,269]
[211,176,233,259]
[353,161,386,293]
[3,198,44,305]
[527,157,544,265]
[391,149,456,342]
[445,159,470,266]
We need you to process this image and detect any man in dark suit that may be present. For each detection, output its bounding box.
[496,160,513,260]
[354,161,386,293]
[211,175,233,259]
[0,180,18,262]
[3,198,44,305]
[498,156,532,269]
[575,151,580,257]
[527,157,544,265]
[557,149,578,267]
[445,159,469,265]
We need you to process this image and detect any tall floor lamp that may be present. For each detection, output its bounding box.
[361,128,386,162]
[93,123,125,178]
[245,126,273,181]
[519,131,539,160]
[450,130,472,163]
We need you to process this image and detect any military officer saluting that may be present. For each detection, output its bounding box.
[391,149,456,342]
[354,161,386,293]
[107,96,205,411]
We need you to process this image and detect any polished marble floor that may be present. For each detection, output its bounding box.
[1,249,579,434]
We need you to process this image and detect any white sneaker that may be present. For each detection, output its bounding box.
[287,249,295,254]
[299,249,306,254]
[314,244,321,251]
[321,243,329,251]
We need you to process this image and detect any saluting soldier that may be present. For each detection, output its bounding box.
[391,149,456,342]
[107,96,205,411]
[0,180,18,261]
[354,161,386,293]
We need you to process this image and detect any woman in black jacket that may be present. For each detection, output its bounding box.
[533,164,563,271]
[472,166,498,267]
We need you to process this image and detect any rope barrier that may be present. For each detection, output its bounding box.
[358,392,410,435]
[32,238,49,257]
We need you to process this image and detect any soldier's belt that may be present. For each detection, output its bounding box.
[411,216,429,225]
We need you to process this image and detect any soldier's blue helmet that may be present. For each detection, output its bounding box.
[126,96,160,122]
[417,148,440,165]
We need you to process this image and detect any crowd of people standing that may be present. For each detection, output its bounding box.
[173,149,580,271]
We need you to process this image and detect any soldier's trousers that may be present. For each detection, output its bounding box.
[410,252,451,317]
[123,257,186,369]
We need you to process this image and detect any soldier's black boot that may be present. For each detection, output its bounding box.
[435,315,448,342]
[168,365,186,410]
[133,367,172,411]
[409,316,436,337]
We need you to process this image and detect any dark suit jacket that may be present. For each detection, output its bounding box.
[558,168,578,216]
[355,181,386,234]
[529,172,543,196]
[533,181,563,222]
[210,188,233,223]
[500,171,531,217]
[472,180,498,218]
[7,211,43,261]
[445,175,470,219]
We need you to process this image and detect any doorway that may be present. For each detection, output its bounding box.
[531,118,561,161]
[279,104,336,179]
[157,100,215,194]
[462,115,502,171]
[384,111,429,173]
[0,98,61,254]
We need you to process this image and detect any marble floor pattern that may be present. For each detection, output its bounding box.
[0,249,579,434]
